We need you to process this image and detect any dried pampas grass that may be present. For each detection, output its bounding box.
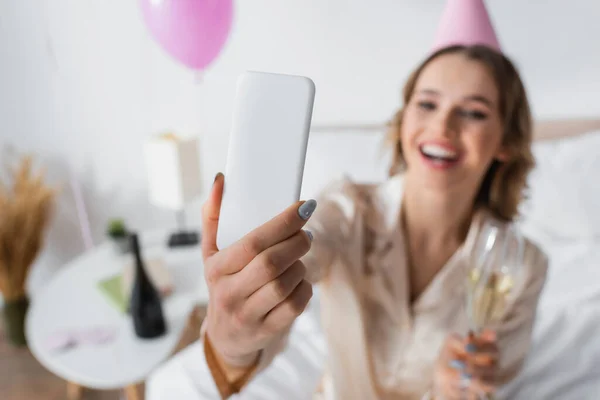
[0,155,56,301]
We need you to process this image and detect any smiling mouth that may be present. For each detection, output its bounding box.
[419,144,460,164]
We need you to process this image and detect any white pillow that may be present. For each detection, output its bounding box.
[520,129,600,240]
[300,129,391,200]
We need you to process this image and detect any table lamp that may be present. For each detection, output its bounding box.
[144,133,203,247]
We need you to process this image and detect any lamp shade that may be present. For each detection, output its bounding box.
[144,134,202,210]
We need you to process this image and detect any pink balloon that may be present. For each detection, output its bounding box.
[140,0,233,70]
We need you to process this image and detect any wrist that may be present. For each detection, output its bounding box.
[204,333,260,398]
[217,347,261,370]
[206,333,259,371]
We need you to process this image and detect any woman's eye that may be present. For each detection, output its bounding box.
[460,109,488,120]
[417,101,436,111]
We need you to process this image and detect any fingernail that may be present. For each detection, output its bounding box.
[298,199,317,220]
[449,360,466,370]
[304,230,313,241]
[466,343,477,353]
[213,172,223,185]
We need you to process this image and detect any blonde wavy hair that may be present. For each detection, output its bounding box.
[387,45,534,222]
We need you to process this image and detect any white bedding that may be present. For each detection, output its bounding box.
[505,130,600,398]
[146,296,328,400]
[498,241,600,399]
[147,129,600,400]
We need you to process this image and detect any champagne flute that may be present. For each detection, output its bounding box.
[463,219,525,399]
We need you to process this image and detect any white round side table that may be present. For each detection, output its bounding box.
[25,231,209,399]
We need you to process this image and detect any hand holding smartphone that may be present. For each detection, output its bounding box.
[201,71,317,370]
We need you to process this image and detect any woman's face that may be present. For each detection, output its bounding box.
[401,53,507,194]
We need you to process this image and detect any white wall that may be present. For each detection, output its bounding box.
[0,0,599,293]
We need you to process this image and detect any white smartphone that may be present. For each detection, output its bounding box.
[216,71,316,250]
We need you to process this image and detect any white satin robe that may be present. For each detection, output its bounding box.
[255,174,549,400]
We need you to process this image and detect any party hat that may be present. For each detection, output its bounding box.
[431,0,501,52]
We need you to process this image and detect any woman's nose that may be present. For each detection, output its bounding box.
[430,109,458,138]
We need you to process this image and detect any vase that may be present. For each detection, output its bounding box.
[2,295,29,347]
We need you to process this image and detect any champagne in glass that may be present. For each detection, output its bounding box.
[465,219,523,333]
[463,219,525,400]
[468,268,515,331]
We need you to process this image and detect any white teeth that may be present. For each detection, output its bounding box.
[420,144,458,160]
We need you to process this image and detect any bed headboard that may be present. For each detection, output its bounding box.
[311,118,600,141]
[532,118,600,141]
[301,118,600,200]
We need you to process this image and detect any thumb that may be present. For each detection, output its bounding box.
[201,172,224,259]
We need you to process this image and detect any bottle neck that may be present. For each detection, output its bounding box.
[130,234,147,276]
